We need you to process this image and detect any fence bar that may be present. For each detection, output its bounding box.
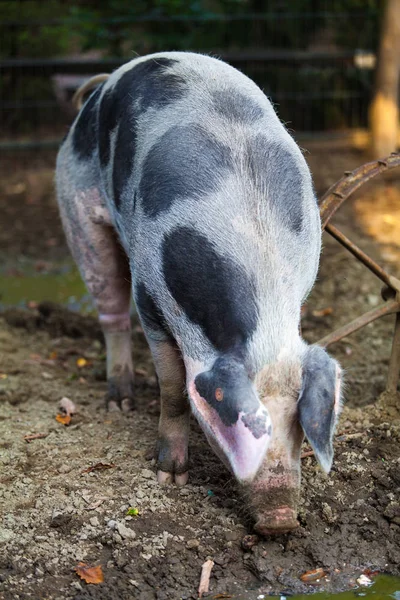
[317,300,399,348]
[325,223,397,289]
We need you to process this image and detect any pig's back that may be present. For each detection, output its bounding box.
[85,52,321,364]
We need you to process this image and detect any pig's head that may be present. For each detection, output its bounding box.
[188,345,342,536]
[248,345,342,535]
[188,356,273,482]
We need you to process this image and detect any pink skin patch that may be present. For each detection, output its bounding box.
[99,312,131,332]
[188,381,272,483]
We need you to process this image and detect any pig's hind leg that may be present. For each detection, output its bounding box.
[56,180,134,412]
[147,338,190,486]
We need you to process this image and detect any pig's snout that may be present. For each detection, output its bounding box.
[246,465,301,536]
[254,505,299,535]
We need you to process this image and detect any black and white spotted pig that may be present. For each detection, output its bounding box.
[56,52,342,535]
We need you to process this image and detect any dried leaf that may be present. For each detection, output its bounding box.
[83,497,108,511]
[198,559,214,598]
[49,351,58,360]
[300,568,326,583]
[213,595,233,599]
[301,450,315,459]
[135,367,148,377]
[24,433,48,443]
[81,462,115,474]
[312,307,334,317]
[0,374,7,379]
[59,396,76,416]
[75,563,104,584]
[56,413,71,426]
[76,357,88,368]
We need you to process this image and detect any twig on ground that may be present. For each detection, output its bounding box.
[198,559,214,598]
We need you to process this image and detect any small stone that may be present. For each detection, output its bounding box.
[117,522,136,540]
[186,538,200,549]
[141,468,154,479]
[107,520,117,530]
[0,529,14,543]
[50,509,71,528]
[89,516,100,527]
[225,530,239,542]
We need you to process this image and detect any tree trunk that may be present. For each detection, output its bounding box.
[369,0,400,159]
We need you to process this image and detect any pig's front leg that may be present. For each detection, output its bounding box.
[147,338,190,486]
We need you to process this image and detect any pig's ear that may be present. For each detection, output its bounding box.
[298,346,342,473]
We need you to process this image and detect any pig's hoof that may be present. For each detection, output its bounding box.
[106,394,135,412]
[121,397,135,413]
[157,470,189,486]
[254,507,299,536]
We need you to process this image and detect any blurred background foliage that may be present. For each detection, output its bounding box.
[0,0,382,57]
[0,0,384,135]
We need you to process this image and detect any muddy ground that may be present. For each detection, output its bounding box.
[0,147,400,600]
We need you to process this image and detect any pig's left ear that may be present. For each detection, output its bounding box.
[298,345,342,473]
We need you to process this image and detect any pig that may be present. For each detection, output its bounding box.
[56,52,342,535]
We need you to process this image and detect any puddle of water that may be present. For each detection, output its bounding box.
[0,259,94,313]
[233,575,400,600]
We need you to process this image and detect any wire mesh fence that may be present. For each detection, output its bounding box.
[0,7,380,150]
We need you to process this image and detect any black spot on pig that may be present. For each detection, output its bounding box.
[213,89,264,124]
[72,85,103,160]
[139,125,233,217]
[241,412,269,439]
[162,227,258,352]
[195,357,267,431]
[112,121,137,210]
[246,135,304,233]
[135,281,169,336]
[130,57,187,113]
[98,58,187,170]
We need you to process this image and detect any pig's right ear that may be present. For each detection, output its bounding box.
[298,346,342,473]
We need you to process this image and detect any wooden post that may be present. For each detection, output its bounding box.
[369,0,400,159]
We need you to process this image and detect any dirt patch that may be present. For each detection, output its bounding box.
[0,147,400,599]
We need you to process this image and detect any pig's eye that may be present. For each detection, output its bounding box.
[215,388,224,401]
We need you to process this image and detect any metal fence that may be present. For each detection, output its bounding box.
[0,9,379,150]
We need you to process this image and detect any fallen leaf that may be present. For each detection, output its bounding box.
[24,433,48,443]
[300,568,326,583]
[83,497,108,510]
[134,367,148,377]
[49,351,58,360]
[363,569,379,578]
[199,560,214,598]
[76,357,88,368]
[213,595,233,599]
[301,450,315,459]
[126,507,139,516]
[59,396,76,416]
[81,462,115,474]
[75,563,104,584]
[312,307,333,317]
[0,374,8,379]
[56,413,71,426]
